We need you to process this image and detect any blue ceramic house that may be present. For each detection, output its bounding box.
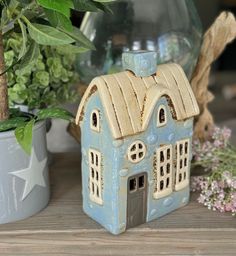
[76,51,199,235]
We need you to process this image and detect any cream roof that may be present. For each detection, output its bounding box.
[76,63,199,139]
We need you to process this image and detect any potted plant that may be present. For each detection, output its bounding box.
[0,0,112,224]
[5,32,80,135]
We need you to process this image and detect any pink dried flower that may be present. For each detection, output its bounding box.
[191,172,236,215]
[232,180,236,189]
[191,126,236,215]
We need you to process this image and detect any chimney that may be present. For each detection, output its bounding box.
[122,50,157,77]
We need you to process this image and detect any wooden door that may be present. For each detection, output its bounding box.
[126,173,147,229]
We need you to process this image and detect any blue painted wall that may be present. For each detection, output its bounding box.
[81,91,121,234]
[81,93,193,234]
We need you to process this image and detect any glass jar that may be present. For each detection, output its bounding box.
[77,0,202,84]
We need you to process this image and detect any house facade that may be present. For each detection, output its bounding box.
[76,54,199,235]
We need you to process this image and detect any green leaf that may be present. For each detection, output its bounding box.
[73,0,100,11]
[15,119,35,155]
[37,0,73,18]
[9,108,21,118]
[0,117,28,132]
[19,41,40,70]
[37,108,75,122]
[61,26,95,50]
[56,44,90,54]
[44,8,73,32]
[73,0,112,12]
[1,5,10,32]
[17,19,27,60]
[27,23,75,45]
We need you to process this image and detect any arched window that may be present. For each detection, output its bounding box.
[90,109,100,132]
[157,105,167,127]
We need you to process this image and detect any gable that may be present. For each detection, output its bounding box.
[76,63,199,139]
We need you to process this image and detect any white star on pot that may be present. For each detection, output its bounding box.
[11,149,47,201]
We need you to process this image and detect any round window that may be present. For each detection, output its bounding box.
[127,141,146,163]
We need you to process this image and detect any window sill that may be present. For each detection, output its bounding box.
[153,188,172,199]
[175,179,189,191]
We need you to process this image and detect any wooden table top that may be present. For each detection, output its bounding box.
[0,153,235,255]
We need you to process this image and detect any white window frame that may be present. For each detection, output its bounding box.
[88,148,103,205]
[153,144,173,199]
[175,139,190,191]
[157,104,167,127]
[90,109,100,132]
[127,140,146,163]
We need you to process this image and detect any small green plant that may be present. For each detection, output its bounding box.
[0,0,115,154]
[5,32,79,109]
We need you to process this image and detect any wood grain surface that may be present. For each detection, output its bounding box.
[0,153,235,255]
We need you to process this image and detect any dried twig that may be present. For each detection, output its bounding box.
[191,12,236,140]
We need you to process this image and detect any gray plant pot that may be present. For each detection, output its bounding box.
[14,104,52,132]
[0,121,50,224]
